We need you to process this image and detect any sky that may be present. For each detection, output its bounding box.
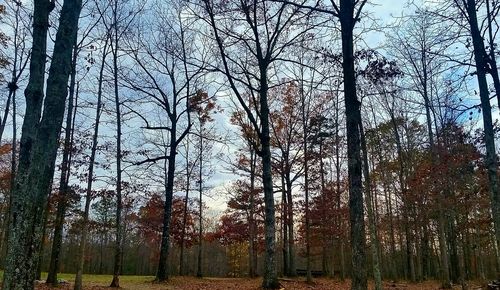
[202,0,499,216]
[1,0,493,219]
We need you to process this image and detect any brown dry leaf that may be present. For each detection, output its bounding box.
[32,277,482,290]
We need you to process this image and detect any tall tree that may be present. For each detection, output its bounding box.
[201,1,314,287]
[189,89,217,278]
[109,0,123,284]
[276,1,370,287]
[457,1,500,277]
[338,2,369,288]
[74,32,110,290]
[2,0,82,289]
[269,83,304,277]
[0,0,30,262]
[46,35,79,287]
[386,11,455,285]
[123,1,202,280]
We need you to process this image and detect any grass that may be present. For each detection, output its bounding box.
[0,271,155,284]
[40,273,156,284]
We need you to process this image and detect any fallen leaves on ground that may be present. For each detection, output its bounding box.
[32,277,484,290]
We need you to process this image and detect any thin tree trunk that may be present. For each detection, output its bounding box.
[281,169,289,276]
[485,0,500,108]
[74,35,108,290]
[359,121,382,290]
[197,124,203,278]
[334,92,345,281]
[286,173,296,277]
[179,138,190,276]
[301,83,312,284]
[0,92,12,143]
[319,141,329,276]
[1,88,17,266]
[249,147,257,278]
[110,4,123,284]
[420,43,450,287]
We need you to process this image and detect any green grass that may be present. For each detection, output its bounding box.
[46,273,156,284]
[0,271,155,284]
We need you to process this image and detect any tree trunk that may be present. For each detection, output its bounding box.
[0,91,12,143]
[46,41,78,285]
[466,0,500,278]
[36,198,51,280]
[155,129,178,282]
[334,93,345,281]
[319,141,330,276]
[110,7,123,285]
[249,147,258,278]
[197,125,203,278]
[339,1,367,289]
[420,42,450,286]
[281,171,289,276]
[259,66,279,289]
[359,121,382,290]
[285,172,296,277]
[179,138,190,276]
[1,86,17,267]
[74,35,108,290]
[0,4,22,260]
[485,0,500,108]
[301,82,312,285]
[2,0,82,289]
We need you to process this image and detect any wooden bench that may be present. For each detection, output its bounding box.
[295,269,324,277]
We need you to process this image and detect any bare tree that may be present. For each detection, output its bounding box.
[73,37,110,290]
[200,0,316,287]
[274,1,370,288]
[46,3,103,282]
[121,1,205,281]
[0,0,30,145]
[0,0,30,260]
[454,2,500,278]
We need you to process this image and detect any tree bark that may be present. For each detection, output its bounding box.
[2,0,82,289]
[47,41,78,286]
[465,1,500,279]
[285,173,296,277]
[110,3,123,284]
[1,84,17,266]
[36,197,51,280]
[155,127,178,282]
[179,138,190,276]
[0,91,12,143]
[197,124,203,278]
[281,170,289,276]
[339,1,368,289]
[359,121,382,290]
[249,147,258,277]
[259,66,279,289]
[300,81,312,284]
[334,92,345,281]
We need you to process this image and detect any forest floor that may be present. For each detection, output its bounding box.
[27,274,485,290]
